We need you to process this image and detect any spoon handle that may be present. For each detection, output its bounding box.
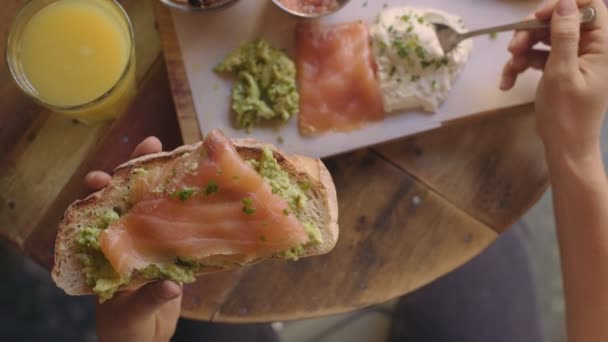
[460,6,596,40]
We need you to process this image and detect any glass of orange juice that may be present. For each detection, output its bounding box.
[6,0,136,123]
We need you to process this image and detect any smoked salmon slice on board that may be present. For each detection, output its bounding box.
[296,21,384,135]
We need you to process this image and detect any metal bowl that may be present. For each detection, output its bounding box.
[160,0,239,12]
[270,0,350,19]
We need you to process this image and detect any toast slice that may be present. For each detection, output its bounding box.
[52,136,339,297]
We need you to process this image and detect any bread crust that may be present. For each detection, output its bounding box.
[52,138,339,296]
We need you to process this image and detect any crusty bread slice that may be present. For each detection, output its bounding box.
[52,138,339,296]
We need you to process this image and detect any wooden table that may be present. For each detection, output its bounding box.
[0,0,548,323]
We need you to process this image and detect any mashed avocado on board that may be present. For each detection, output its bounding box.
[215,40,299,131]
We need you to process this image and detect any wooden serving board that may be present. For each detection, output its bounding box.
[168,0,543,157]
[156,2,549,322]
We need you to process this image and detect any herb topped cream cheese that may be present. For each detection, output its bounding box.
[370,7,472,113]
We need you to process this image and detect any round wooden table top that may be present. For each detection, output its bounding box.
[0,0,548,323]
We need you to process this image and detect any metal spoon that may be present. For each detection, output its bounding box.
[433,6,596,54]
[270,0,351,19]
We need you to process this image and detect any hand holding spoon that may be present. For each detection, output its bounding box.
[433,6,596,54]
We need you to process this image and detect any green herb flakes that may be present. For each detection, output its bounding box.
[242,197,256,215]
[174,187,197,202]
[203,180,219,195]
[393,40,408,58]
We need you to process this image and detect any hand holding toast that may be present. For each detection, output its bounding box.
[87,137,182,342]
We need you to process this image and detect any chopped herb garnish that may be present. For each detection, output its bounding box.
[421,60,432,68]
[393,40,408,58]
[417,16,425,24]
[439,56,449,67]
[377,40,388,54]
[410,74,421,82]
[401,15,411,22]
[388,25,394,33]
[203,180,219,195]
[242,197,256,215]
[431,80,438,90]
[489,32,498,40]
[283,208,290,216]
[415,45,426,59]
[260,235,267,242]
[171,168,177,176]
[173,187,197,202]
[389,66,397,76]
[407,26,413,33]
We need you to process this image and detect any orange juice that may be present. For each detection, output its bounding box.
[7,0,135,122]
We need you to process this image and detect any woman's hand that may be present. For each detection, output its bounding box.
[86,137,182,342]
[501,0,608,160]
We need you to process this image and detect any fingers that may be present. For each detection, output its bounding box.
[515,49,550,71]
[508,29,551,54]
[128,281,183,317]
[536,0,606,32]
[96,281,182,342]
[85,171,112,190]
[85,137,161,191]
[500,49,549,90]
[546,0,583,72]
[536,0,591,20]
[131,136,163,159]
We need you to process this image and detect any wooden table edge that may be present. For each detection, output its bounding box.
[155,2,202,144]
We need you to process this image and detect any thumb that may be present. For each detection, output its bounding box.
[129,281,183,317]
[547,0,581,71]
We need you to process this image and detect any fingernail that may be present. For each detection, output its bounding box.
[508,38,516,51]
[499,77,512,90]
[557,0,577,15]
[499,78,508,90]
[159,281,182,300]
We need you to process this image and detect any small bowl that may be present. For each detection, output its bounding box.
[271,0,350,19]
[160,0,239,12]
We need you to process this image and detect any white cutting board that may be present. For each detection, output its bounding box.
[171,0,543,158]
